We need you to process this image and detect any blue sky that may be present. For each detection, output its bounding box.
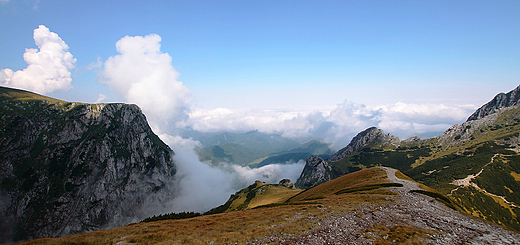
[1,0,520,145]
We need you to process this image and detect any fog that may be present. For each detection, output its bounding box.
[167,140,305,212]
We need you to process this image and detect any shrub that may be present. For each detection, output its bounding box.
[334,183,403,195]
[141,211,201,223]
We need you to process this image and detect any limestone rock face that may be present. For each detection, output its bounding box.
[436,85,520,147]
[0,87,176,243]
[295,156,342,189]
[467,85,520,121]
[278,179,295,189]
[328,127,400,162]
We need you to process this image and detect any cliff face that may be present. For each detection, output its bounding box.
[467,85,520,121]
[0,87,176,243]
[296,128,401,189]
[328,127,400,162]
[295,156,342,189]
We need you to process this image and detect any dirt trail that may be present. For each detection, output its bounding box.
[257,167,520,244]
[450,154,518,208]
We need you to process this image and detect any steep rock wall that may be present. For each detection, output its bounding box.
[0,88,176,243]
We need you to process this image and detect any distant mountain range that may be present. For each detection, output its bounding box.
[194,131,333,166]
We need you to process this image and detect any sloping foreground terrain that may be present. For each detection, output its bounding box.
[15,167,520,244]
[296,85,520,233]
[0,86,177,243]
[204,179,302,214]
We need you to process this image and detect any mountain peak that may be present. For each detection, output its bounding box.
[467,84,520,121]
[327,127,400,162]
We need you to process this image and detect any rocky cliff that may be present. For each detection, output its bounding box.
[0,87,176,243]
[296,128,401,189]
[467,84,520,121]
[436,85,520,147]
[327,127,400,162]
[295,156,343,189]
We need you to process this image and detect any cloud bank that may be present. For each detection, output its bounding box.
[187,101,476,149]
[1,25,76,94]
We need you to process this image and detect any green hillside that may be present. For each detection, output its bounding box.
[204,180,302,214]
[321,103,520,233]
[195,131,301,166]
[250,140,333,168]
[331,145,432,174]
[195,143,262,166]
[196,136,333,167]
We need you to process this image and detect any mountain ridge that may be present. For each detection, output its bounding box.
[295,84,520,233]
[468,85,520,121]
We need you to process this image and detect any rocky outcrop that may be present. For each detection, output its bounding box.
[0,87,176,243]
[436,85,520,147]
[278,179,295,189]
[295,156,342,189]
[328,127,400,162]
[296,128,400,188]
[435,113,499,147]
[467,85,520,121]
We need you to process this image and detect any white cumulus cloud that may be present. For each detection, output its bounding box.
[101,34,191,134]
[1,25,76,94]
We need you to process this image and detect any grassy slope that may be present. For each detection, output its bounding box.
[407,141,520,231]
[330,145,432,174]
[0,86,65,103]
[18,168,412,244]
[404,107,520,232]
[205,181,303,214]
[318,105,520,233]
[0,86,110,116]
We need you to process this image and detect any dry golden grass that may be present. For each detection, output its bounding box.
[0,86,65,104]
[224,181,303,212]
[247,185,302,208]
[511,171,520,181]
[395,171,415,182]
[288,167,390,203]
